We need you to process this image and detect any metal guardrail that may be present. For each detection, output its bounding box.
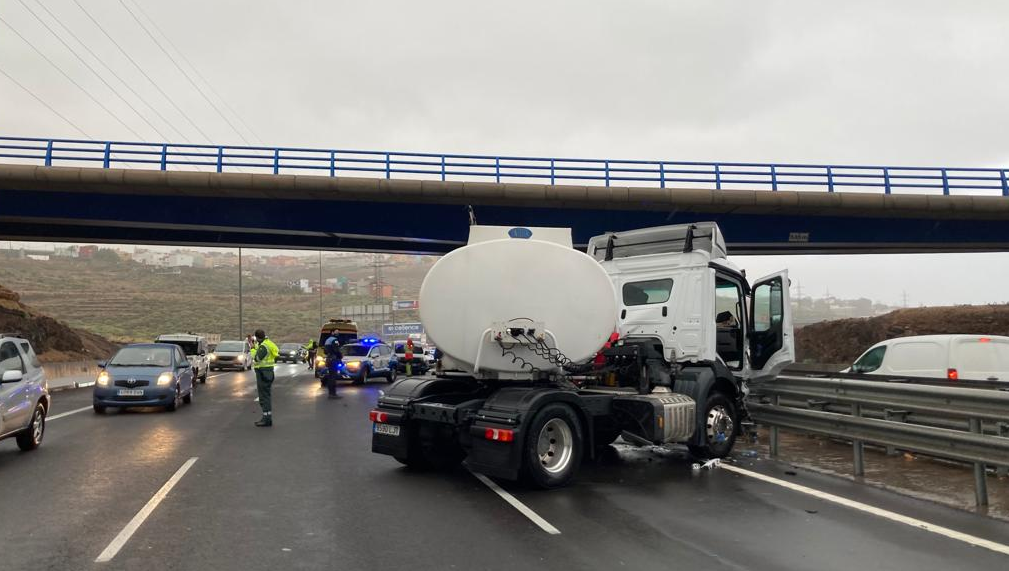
[1,136,1007,196]
[750,374,1009,506]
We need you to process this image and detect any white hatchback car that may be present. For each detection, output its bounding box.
[849,334,1009,381]
[0,335,49,450]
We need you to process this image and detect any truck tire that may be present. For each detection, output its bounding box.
[687,392,738,459]
[521,403,584,489]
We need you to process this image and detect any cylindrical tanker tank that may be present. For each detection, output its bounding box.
[420,230,617,377]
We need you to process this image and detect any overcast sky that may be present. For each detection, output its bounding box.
[1,1,1008,306]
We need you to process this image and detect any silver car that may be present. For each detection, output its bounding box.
[0,335,49,451]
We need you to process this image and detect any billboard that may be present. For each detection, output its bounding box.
[393,300,419,311]
[382,323,424,337]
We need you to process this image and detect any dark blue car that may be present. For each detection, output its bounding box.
[93,343,195,413]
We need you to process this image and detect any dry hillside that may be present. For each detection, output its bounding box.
[0,283,119,362]
[795,304,1009,364]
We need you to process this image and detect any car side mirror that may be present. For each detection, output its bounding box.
[97,360,107,369]
[2,370,24,383]
[177,362,190,370]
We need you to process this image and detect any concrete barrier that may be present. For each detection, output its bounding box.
[41,360,101,391]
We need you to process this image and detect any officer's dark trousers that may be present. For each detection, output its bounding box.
[255,367,275,414]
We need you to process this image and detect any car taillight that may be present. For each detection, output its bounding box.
[369,410,388,423]
[979,337,991,343]
[484,428,514,442]
[947,368,959,380]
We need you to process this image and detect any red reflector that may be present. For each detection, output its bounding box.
[484,428,515,442]
[979,337,991,343]
[947,368,959,380]
[369,410,387,423]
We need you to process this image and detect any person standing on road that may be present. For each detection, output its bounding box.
[252,329,279,427]
[304,339,318,370]
[404,338,415,377]
[323,333,343,399]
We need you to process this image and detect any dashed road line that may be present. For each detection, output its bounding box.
[48,405,93,420]
[470,470,561,535]
[722,464,1009,557]
[95,457,199,563]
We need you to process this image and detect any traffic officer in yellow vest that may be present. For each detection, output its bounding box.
[252,329,279,427]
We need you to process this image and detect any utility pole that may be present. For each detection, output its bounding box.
[902,290,909,308]
[238,247,244,339]
[318,250,324,329]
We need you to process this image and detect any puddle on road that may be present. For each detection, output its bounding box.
[737,429,1009,521]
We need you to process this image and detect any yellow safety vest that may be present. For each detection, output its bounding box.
[254,338,279,369]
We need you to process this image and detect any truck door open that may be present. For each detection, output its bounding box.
[747,270,793,381]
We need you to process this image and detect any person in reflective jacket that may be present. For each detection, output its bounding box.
[252,329,279,427]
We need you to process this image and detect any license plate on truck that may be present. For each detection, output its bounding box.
[374,423,400,436]
[117,389,144,396]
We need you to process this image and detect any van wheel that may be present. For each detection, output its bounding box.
[16,403,46,451]
[522,403,583,489]
[688,392,738,459]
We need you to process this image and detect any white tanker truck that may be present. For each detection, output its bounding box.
[371,222,793,488]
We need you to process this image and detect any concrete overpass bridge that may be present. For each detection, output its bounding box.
[1,136,1007,254]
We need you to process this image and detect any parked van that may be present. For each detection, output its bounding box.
[849,334,1009,381]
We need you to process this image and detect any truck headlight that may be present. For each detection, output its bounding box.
[157,372,174,386]
[209,354,217,361]
[237,355,246,362]
[97,371,110,387]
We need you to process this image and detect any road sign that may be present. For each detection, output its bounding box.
[382,323,424,337]
[393,300,418,311]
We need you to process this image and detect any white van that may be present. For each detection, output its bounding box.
[849,334,1009,381]
[155,334,210,383]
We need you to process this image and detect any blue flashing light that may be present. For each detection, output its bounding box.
[360,337,381,346]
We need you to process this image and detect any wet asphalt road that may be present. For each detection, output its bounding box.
[1,364,1008,571]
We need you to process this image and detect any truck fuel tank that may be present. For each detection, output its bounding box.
[611,393,696,443]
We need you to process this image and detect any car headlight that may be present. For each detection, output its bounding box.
[316,355,326,364]
[289,351,297,355]
[209,354,216,361]
[157,372,174,386]
[97,371,110,387]
[346,361,360,370]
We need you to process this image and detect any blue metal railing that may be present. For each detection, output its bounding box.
[0,136,1006,197]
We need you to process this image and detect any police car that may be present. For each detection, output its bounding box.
[338,338,398,385]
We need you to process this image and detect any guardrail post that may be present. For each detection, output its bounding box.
[770,165,778,191]
[160,144,168,171]
[330,150,336,177]
[883,409,908,456]
[604,161,610,187]
[941,169,949,195]
[1000,170,1008,197]
[440,156,446,182]
[44,140,53,166]
[714,164,721,190]
[852,402,865,476]
[659,162,666,189]
[826,166,833,192]
[997,422,1009,478]
[385,153,391,179]
[103,142,111,168]
[495,157,501,184]
[273,148,280,175]
[883,167,891,194]
[216,147,223,173]
[970,418,989,506]
[550,159,555,185]
[769,394,780,457]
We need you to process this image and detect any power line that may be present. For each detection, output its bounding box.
[0,13,144,139]
[128,0,265,145]
[70,0,214,143]
[0,64,91,137]
[14,0,168,140]
[116,0,252,145]
[29,0,191,142]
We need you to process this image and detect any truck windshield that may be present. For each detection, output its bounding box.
[622,279,673,306]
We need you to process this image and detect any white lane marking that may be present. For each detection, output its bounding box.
[48,405,93,421]
[470,470,561,535]
[722,464,1009,556]
[95,457,199,563]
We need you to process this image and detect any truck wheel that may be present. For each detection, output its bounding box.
[16,403,46,451]
[688,392,738,459]
[522,403,583,489]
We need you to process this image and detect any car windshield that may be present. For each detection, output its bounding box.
[215,342,245,352]
[342,345,371,357]
[109,347,173,367]
[161,340,199,355]
[280,343,301,351]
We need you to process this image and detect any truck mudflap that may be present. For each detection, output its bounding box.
[371,377,478,462]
